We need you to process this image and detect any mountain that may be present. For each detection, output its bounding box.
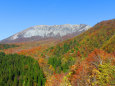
[44,19,115,85]
[43,19,115,74]
[0,19,115,86]
[0,24,91,43]
[47,19,115,57]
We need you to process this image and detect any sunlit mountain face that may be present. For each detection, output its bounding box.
[0,24,91,43]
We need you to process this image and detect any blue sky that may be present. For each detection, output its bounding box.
[0,0,115,40]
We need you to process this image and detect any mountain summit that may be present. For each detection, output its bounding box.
[0,24,91,43]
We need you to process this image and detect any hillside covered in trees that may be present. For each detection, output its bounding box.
[0,19,115,86]
[43,19,115,85]
[0,52,46,86]
[0,44,18,50]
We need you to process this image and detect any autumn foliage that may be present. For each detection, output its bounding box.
[0,19,115,86]
[69,49,115,86]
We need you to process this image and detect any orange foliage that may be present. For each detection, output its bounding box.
[70,49,115,86]
[86,49,114,65]
[38,58,47,67]
[46,73,65,86]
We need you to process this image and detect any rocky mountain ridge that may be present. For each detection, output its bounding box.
[0,24,91,43]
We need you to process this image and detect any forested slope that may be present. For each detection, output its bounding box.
[0,44,18,50]
[0,52,46,86]
[47,19,115,57]
[45,19,115,71]
[43,19,115,86]
[0,19,115,86]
